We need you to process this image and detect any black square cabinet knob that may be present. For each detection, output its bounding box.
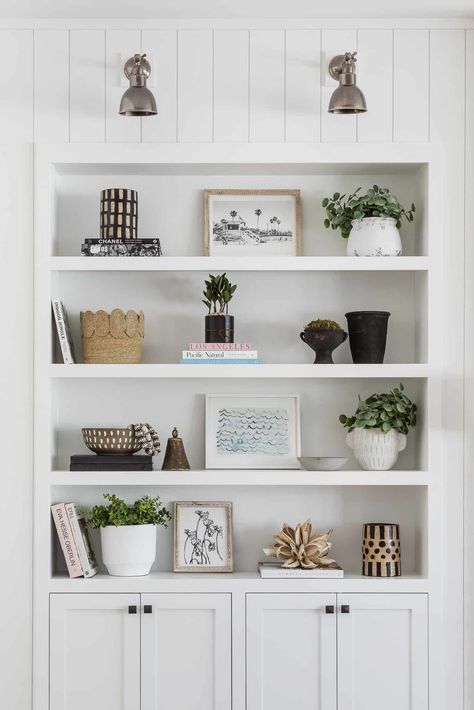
[144,605,153,614]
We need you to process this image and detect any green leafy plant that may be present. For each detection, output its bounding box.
[322,185,416,239]
[202,273,237,315]
[87,494,172,528]
[304,319,342,330]
[339,383,417,435]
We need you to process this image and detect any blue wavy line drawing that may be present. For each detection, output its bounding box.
[216,407,290,455]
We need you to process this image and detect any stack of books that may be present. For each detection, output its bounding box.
[70,454,154,471]
[81,238,162,257]
[180,342,259,364]
[258,561,344,578]
[51,503,98,578]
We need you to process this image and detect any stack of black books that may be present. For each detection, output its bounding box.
[70,455,154,471]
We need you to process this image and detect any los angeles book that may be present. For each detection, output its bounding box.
[189,342,252,350]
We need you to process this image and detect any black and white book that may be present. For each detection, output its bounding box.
[51,300,76,364]
[258,561,344,579]
[51,503,83,578]
[65,503,98,578]
[81,238,162,257]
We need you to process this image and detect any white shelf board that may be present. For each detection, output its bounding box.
[49,363,429,379]
[48,570,430,594]
[47,256,430,272]
[50,469,431,487]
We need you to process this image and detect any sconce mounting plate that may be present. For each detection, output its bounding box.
[328,54,349,81]
[123,55,152,80]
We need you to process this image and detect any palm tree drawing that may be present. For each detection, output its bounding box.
[255,209,262,230]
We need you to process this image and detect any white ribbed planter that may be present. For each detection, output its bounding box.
[346,217,402,256]
[100,524,156,576]
[346,428,407,470]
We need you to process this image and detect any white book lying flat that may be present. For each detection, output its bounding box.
[258,562,344,579]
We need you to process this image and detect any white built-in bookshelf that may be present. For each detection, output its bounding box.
[34,143,442,710]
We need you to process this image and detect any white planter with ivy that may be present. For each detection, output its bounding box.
[88,493,172,577]
[340,383,417,471]
[322,185,415,257]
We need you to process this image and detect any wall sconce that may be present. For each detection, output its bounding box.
[328,52,367,114]
[119,53,157,117]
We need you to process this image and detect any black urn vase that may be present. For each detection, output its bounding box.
[345,311,390,364]
[300,328,348,364]
[205,314,234,343]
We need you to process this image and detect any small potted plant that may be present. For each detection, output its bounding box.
[88,493,171,576]
[339,383,417,470]
[322,185,415,256]
[202,273,237,343]
[300,318,347,364]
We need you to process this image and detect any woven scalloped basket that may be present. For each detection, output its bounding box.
[80,309,145,364]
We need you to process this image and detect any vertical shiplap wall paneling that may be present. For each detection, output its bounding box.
[105,29,141,143]
[465,30,474,710]
[285,30,321,143]
[357,29,393,142]
[0,29,33,710]
[177,30,213,142]
[393,30,430,142]
[34,30,69,143]
[142,30,178,143]
[430,28,466,710]
[214,30,249,142]
[70,30,106,143]
[249,30,285,142]
[321,29,357,142]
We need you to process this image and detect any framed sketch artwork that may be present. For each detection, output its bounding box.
[204,189,301,256]
[205,394,301,469]
[174,501,233,572]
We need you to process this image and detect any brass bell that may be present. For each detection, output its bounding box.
[161,428,191,470]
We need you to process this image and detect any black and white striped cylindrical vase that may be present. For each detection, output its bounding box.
[362,523,401,577]
[100,188,138,239]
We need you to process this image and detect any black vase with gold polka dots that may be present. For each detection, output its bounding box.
[362,523,401,577]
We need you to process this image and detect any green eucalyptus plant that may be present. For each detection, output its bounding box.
[87,493,172,528]
[322,185,416,239]
[202,273,237,315]
[339,383,417,435]
[304,319,342,330]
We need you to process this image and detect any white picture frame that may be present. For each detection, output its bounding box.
[205,394,301,469]
[204,189,301,257]
[174,501,233,573]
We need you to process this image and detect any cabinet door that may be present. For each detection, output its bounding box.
[50,593,140,710]
[337,593,428,710]
[246,593,337,710]
[141,593,231,710]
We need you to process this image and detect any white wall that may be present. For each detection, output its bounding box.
[0,17,469,710]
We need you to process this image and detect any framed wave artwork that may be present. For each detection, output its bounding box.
[205,394,301,469]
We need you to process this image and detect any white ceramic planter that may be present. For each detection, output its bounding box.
[346,428,407,470]
[346,217,402,257]
[100,524,157,576]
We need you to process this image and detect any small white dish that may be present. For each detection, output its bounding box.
[298,456,348,471]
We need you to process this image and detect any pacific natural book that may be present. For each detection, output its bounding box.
[51,503,83,578]
[51,300,76,364]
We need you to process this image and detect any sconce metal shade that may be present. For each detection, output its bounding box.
[119,53,157,117]
[328,52,367,114]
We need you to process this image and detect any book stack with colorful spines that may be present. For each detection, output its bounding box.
[180,342,259,364]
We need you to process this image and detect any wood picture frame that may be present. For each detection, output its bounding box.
[204,188,301,256]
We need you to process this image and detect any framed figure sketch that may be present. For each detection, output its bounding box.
[204,189,301,256]
[205,394,301,469]
[174,501,233,572]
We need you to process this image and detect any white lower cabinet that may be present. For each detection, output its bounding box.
[50,593,231,710]
[50,594,141,710]
[246,593,428,710]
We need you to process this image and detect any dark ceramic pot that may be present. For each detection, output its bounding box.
[205,314,234,343]
[345,311,390,364]
[300,328,348,364]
